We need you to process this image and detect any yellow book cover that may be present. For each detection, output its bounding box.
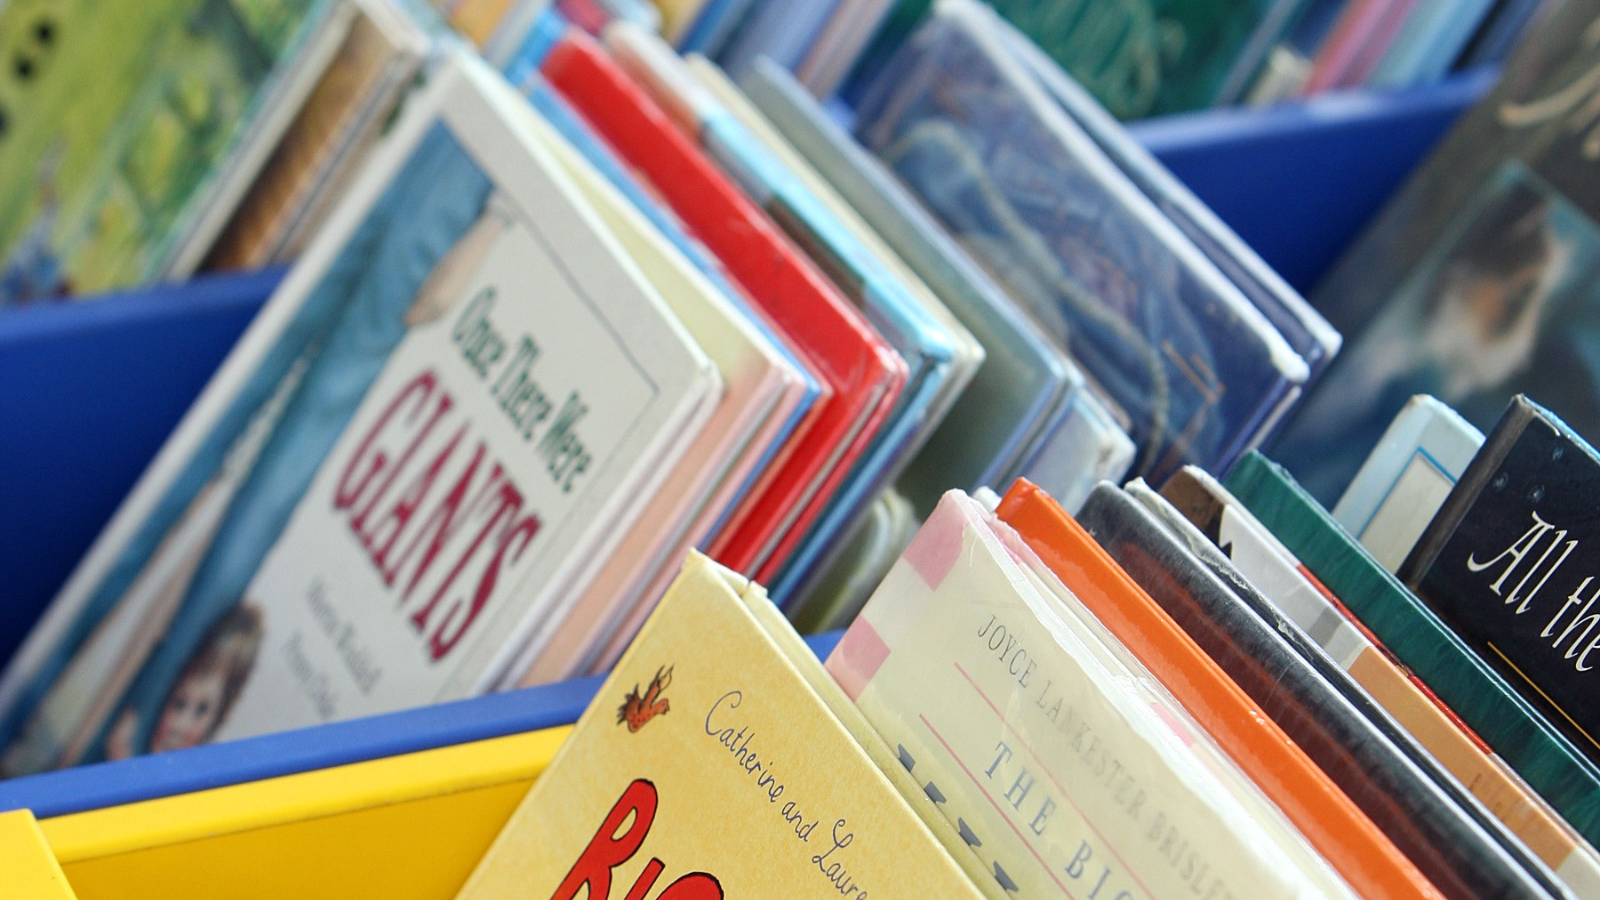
[454,551,988,900]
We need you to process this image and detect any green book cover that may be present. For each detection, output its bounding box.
[1222,450,1600,846]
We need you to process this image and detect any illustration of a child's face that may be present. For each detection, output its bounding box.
[148,667,228,753]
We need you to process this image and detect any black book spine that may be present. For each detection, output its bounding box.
[1400,396,1600,767]
[1079,483,1562,900]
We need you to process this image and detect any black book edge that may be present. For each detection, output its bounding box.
[1082,482,1567,900]
[1399,395,1538,583]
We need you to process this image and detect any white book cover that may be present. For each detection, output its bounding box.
[827,490,1345,900]
[1331,394,1485,573]
[0,47,715,774]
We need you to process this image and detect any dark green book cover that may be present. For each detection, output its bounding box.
[1224,449,1600,847]
[1401,396,1600,768]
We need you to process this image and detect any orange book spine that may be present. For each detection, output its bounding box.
[996,480,1443,900]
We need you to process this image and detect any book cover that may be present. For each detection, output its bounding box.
[828,488,1354,900]
[205,0,436,271]
[1162,464,1600,898]
[451,551,991,900]
[740,58,1083,517]
[0,48,718,773]
[1274,0,1600,503]
[854,0,1309,484]
[994,479,1446,900]
[1010,27,1341,385]
[606,30,971,602]
[535,29,907,593]
[1402,396,1600,768]
[1223,451,1600,852]
[1113,480,1567,900]
[0,0,345,305]
[1332,394,1484,573]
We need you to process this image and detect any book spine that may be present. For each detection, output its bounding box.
[1224,452,1600,848]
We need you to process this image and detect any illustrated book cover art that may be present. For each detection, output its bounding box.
[994,479,1446,900]
[1402,396,1600,770]
[739,57,1084,517]
[535,29,906,594]
[1114,480,1569,900]
[1332,394,1484,573]
[451,550,991,900]
[204,0,438,271]
[0,0,346,306]
[1273,0,1600,503]
[827,488,1361,900]
[1224,450,1600,851]
[1160,464,1600,898]
[0,48,718,775]
[854,0,1308,484]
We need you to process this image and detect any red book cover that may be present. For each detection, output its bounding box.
[540,32,906,578]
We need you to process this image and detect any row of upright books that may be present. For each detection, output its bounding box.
[8,0,1600,897]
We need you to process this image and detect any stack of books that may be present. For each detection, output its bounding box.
[4,0,1600,897]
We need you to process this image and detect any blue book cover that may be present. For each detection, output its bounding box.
[1276,0,1600,503]
[853,0,1308,484]
[738,58,1082,514]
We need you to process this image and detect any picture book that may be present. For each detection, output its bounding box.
[1332,394,1484,573]
[1402,397,1600,769]
[1274,0,1600,502]
[0,0,345,306]
[0,47,719,774]
[451,550,991,900]
[1112,480,1567,900]
[1015,387,1138,515]
[829,488,1359,900]
[536,29,905,592]
[605,28,972,600]
[1224,451,1600,852]
[739,58,1083,517]
[994,479,1446,900]
[854,0,1309,484]
[1160,464,1600,898]
[205,0,436,271]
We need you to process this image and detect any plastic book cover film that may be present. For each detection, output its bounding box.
[1005,23,1340,383]
[453,550,991,900]
[1222,450,1600,848]
[1275,0,1600,503]
[853,0,1307,483]
[1331,394,1484,573]
[0,53,715,774]
[1112,481,1567,900]
[827,488,1353,900]
[993,478,1447,900]
[0,0,340,306]
[1401,397,1600,769]
[740,57,1081,512]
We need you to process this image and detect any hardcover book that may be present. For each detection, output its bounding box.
[452,550,991,900]
[828,489,1358,900]
[1224,451,1600,853]
[535,29,906,596]
[1273,0,1600,502]
[739,58,1084,516]
[1332,395,1484,573]
[0,0,344,305]
[994,479,1445,900]
[1112,480,1567,900]
[0,48,718,774]
[854,0,1309,484]
[1402,396,1600,769]
[1161,464,1600,898]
